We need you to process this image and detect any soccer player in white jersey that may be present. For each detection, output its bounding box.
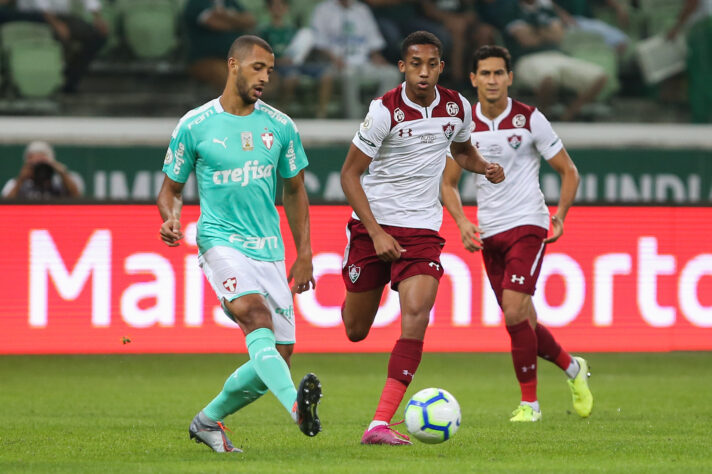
[156,35,322,453]
[340,31,505,445]
[441,45,593,422]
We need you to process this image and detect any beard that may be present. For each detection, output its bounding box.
[236,74,257,105]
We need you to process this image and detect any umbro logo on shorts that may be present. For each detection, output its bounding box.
[223,277,237,292]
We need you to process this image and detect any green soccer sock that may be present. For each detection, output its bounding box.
[203,360,268,422]
[246,328,297,416]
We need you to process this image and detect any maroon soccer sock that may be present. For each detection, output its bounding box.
[373,338,423,423]
[535,323,572,370]
[506,320,538,402]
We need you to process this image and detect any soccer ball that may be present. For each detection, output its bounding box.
[404,387,461,444]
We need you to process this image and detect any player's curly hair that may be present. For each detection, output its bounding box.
[400,31,443,59]
[471,45,512,73]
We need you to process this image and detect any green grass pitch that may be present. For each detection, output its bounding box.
[1,352,710,473]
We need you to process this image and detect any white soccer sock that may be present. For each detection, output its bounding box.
[521,400,540,412]
[368,420,388,431]
[565,358,580,379]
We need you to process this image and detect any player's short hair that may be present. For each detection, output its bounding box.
[471,45,512,73]
[400,31,442,59]
[227,35,274,61]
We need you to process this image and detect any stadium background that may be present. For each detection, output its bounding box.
[0,0,711,355]
[2,119,711,355]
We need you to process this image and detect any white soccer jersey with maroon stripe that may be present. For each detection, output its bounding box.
[352,83,473,231]
[470,98,563,238]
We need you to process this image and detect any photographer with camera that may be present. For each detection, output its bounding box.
[2,141,81,199]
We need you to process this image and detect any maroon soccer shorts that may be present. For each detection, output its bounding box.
[481,225,547,305]
[342,218,445,292]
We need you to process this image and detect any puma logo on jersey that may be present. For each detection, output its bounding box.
[511,274,525,284]
[429,262,440,271]
[213,137,228,149]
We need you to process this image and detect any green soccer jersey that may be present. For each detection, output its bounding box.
[162,98,308,261]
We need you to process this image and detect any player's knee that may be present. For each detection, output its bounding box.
[243,305,273,331]
[502,304,528,325]
[344,324,370,342]
[399,310,430,340]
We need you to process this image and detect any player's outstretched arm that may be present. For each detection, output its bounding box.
[441,158,482,252]
[450,140,504,183]
[340,144,405,262]
[544,147,580,244]
[157,175,185,247]
[283,171,316,293]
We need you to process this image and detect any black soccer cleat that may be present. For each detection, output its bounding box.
[296,372,322,437]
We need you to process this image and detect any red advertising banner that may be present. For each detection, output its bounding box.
[1,205,710,354]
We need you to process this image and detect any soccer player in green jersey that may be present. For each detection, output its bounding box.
[157,35,322,453]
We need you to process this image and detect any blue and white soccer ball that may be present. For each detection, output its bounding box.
[404,387,461,444]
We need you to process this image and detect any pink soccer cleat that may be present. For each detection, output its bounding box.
[360,422,412,445]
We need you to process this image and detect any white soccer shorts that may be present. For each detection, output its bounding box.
[198,245,296,344]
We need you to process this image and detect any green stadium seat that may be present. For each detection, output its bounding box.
[0,21,54,45]
[0,22,64,98]
[120,0,178,59]
[6,38,64,97]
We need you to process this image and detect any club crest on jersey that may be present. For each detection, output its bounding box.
[442,122,455,140]
[512,114,526,128]
[348,264,361,283]
[393,108,405,123]
[223,277,237,293]
[261,132,274,150]
[446,101,459,116]
[362,115,373,130]
[508,134,522,149]
[164,148,173,164]
[241,131,254,151]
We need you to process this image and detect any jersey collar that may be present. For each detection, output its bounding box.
[213,97,224,113]
[400,82,441,118]
[475,97,512,131]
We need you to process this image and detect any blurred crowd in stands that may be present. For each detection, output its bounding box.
[0,0,709,122]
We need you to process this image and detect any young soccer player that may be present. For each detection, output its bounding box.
[340,31,504,444]
[441,45,593,422]
[157,35,322,452]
